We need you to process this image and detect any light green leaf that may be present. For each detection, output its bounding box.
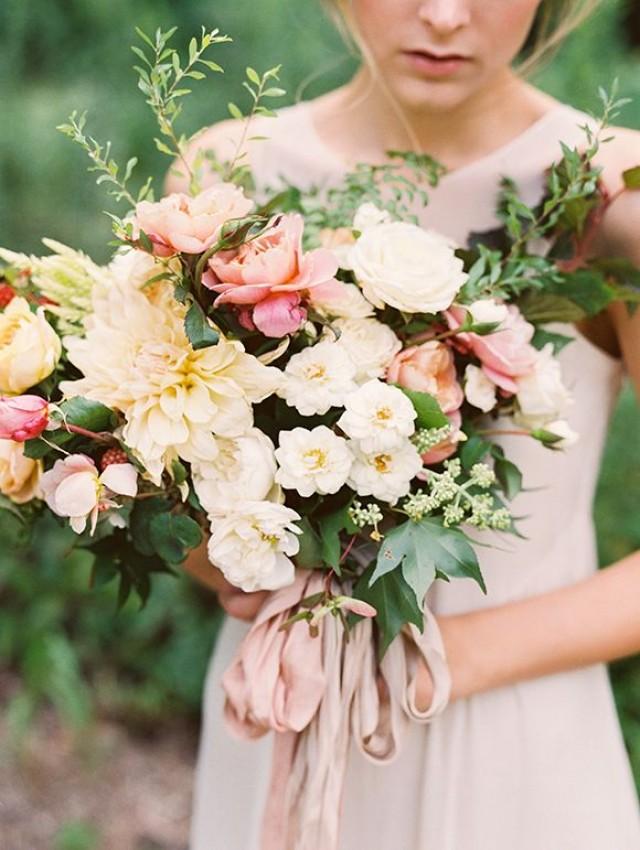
[392,386,448,430]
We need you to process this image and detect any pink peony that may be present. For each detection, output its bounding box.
[0,395,49,442]
[446,304,537,392]
[41,454,138,535]
[134,183,253,257]
[203,213,339,337]
[386,340,464,414]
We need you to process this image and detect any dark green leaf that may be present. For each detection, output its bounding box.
[185,301,219,350]
[392,386,448,429]
[531,327,575,354]
[129,496,170,557]
[317,505,358,571]
[352,563,424,658]
[295,517,323,568]
[149,513,202,564]
[460,435,491,470]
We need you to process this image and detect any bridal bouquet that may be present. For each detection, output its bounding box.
[1,27,638,659]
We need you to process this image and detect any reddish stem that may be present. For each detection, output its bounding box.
[340,534,358,564]
[65,423,112,443]
[478,428,530,438]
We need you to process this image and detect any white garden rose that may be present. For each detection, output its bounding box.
[338,380,417,453]
[347,439,423,504]
[543,419,579,448]
[0,439,42,504]
[464,364,497,413]
[277,340,357,416]
[207,500,302,592]
[329,318,402,382]
[514,344,572,428]
[350,221,467,314]
[352,202,392,233]
[192,430,278,514]
[467,298,508,326]
[275,425,353,497]
[0,297,62,394]
[308,280,374,319]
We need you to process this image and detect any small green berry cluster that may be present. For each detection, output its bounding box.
[411,424,453,454]
[403,460,512,530]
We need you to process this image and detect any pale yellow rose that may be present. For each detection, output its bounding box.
[0,438,42,503]
[0,297,62,393]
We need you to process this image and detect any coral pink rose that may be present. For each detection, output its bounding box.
[134,183,253,257]
[446,304,537,392]
[386,340,464,414]
[203,213,339,337]
[41,454,138,535]
[0,395,49,441]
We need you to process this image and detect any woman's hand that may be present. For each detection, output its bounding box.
[183,540,268,622]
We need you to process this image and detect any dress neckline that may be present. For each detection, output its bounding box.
[296,98,572,183]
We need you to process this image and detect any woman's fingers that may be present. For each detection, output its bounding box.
[218,588,269,621]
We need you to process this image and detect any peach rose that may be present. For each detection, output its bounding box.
[446,303,537,392]
[386,340,463,414]
[204,213,339,337]
[134,183,253,257]
[0,439,42,503]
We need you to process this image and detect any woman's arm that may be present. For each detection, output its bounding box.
[423,131,640,706]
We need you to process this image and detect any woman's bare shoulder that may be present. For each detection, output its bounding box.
[592,125,640,259]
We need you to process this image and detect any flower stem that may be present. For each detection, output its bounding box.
[65,423,113,443]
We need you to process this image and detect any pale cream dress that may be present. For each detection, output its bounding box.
[190,100,640,849]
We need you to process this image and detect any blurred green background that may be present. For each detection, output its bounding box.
[1,0,639,790]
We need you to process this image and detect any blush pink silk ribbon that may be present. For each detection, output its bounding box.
[221,570,451,850]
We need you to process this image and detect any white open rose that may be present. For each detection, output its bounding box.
[328,317,401,382]
[275,425,353,497]
[207,500,301,592]
[350,222,467,314]
[338,380,417,453]
[515,344,572,428]
[347,439,423,504]
[192,429,278,514]
[277,340,357,416]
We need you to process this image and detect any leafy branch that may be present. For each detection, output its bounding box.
[132,26,231,194]
[57,111,151,209]
[222,65,286,185]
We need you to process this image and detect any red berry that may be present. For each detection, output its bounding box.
[100,448,129,471]
[0,284,16,308]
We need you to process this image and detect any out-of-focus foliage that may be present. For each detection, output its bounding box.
[0,0,639,785]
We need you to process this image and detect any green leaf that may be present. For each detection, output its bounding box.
[518,292,586,323]
[352,564,423,658]
[393,386,448,429]
[317,505,358,571]
[295,517,323,568]
[185,301,219,350]
[149,513,202,564]
[459,435,491,470]
[531,327,575,354]
[491,447,523,500]
[622,166,640,189]
[371,518,486,599]
[227,101,243,120]
[129,496,170,557]
[246,66,260,85]
[60,396,118,432]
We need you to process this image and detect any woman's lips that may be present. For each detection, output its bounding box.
[402,50,470,78]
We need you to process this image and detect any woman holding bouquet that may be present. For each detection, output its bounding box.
[174,1,640,847]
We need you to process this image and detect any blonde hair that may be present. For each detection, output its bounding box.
[322,0,601,76]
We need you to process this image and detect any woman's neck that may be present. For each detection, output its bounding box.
[310,68,559,172]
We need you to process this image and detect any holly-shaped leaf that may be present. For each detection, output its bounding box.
[352,564,424,658]
[317,505,358,572]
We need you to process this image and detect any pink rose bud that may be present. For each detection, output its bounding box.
[0,395,49,441]
[340,597,378,618]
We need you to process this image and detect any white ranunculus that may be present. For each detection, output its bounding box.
[544,419,579,448]
[352,202,392,233]
[328,317,402,382]
[207,500,302,592]
[338,380,417,453]
[192,429,278,514]
[347,439,423,504]
[467,298,508,326]
[514,344,572,428]
[464,364,497,413]
[277,339,357,416]
[350,222,467,314]
[275,425,353,497]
